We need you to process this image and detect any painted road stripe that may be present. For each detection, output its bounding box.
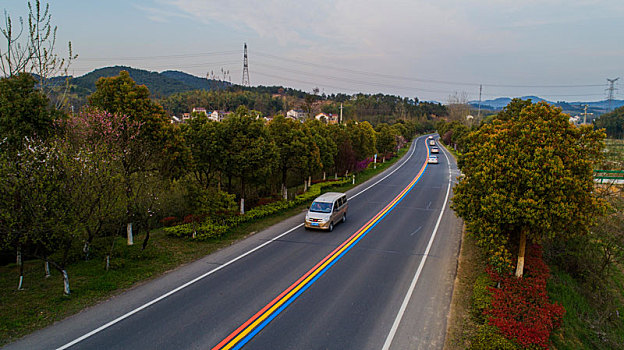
[212,139,432,350]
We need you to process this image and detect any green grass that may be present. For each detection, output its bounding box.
[0,141,413,345]
[548,267,624,349]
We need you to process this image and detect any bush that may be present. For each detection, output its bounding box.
[485,245,565,349]
[470,324,519,350]
[160,216,179,227]
[472,273,494,323]
[165,178,352,240]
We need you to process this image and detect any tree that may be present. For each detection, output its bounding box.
[376,123,398,158]
[0,73,61,152]
[1,1,77,108]
[594,106,624,139]
[222,106,277,214]
[304,119,337,181]
[268,115,308,199]
[347,121,377,161]
[452,99,606,277]
[0,137,75,294]
[88,71,180,244]
[446,91,471,122]
[181,114,224,190]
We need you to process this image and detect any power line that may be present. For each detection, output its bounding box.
[77,50,240,61]
[254,51,605,89]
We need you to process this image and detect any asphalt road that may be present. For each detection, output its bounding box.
[4,134,462,350]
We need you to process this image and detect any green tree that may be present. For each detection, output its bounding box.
[376,123,398,158]
[304,119,337,181]
[88,71,184,244]
[452,99,606,277]
[222,106,278,213]
[347,120,377,161]
[0,73,61,152]
[594,106,624,139]
[268,115,308,199]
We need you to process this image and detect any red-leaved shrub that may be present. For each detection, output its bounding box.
[485,245,565,349]
[160,216,179,227]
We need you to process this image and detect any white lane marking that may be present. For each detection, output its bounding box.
[381,140,453,350]
[57,136,427,350]
[409,226,422,237]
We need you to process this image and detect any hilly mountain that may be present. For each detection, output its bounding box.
[470,96,624,116]
[62,66,229,98]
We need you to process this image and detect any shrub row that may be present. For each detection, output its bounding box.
[164,177,351,241]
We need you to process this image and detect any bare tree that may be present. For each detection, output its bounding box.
[0,9,31,76]
[446,91,471,123]
[1,1,77,109]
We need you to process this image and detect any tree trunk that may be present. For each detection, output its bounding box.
[62,270,70,295]
[44,261,51,278]
[127,222,134,245]
[240,179,246,215]
[308,176,312,188]
[83,241,90,261]
[142,229,150,250]
[282,183,287,200]
[17,246,24,290]
[303,180,307,192]
[323,172,326,181]
[515,229,527,278]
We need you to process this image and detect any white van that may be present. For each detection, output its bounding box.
[304,192,348,231]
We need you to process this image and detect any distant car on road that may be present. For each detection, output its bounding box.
[431,147,439,153]
[428,135,434,140]
[429,139,436,146]
[428,155,438,164]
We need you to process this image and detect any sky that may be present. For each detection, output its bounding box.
[2,0,623,102]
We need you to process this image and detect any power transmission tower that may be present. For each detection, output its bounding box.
[606,78,619,112]
[242,43,250,87]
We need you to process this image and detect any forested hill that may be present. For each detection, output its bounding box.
[62,66,229,98]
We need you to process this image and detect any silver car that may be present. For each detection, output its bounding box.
[305,192,348,231]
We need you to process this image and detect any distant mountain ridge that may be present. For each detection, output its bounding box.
[470,96,624,116]
[56,66,229,98]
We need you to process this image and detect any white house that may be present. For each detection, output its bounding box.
[287,109,308,122]
[314,112,338,124]
[192,107,208,116]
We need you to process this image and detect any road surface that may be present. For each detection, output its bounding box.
[4,134,462,350]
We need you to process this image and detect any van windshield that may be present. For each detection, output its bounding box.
[309,201,332,213]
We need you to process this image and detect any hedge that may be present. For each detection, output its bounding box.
[164,177,352,241]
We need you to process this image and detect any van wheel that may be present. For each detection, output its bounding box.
[329,222,334,232]
[342,214,346,223]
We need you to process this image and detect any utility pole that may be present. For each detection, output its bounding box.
[477,84,483,120]
[606,78,619,112]
[339,103,343,124]
[580,104,593,125]
[242,43,250,87]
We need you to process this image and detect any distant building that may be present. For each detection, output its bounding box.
[287,109,308,122]
[192,107,208,116]
[314,112,338,124]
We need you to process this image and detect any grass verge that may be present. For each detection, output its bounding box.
[548,266,624,349]
[0,141,413,345]
[443,226,485,350]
